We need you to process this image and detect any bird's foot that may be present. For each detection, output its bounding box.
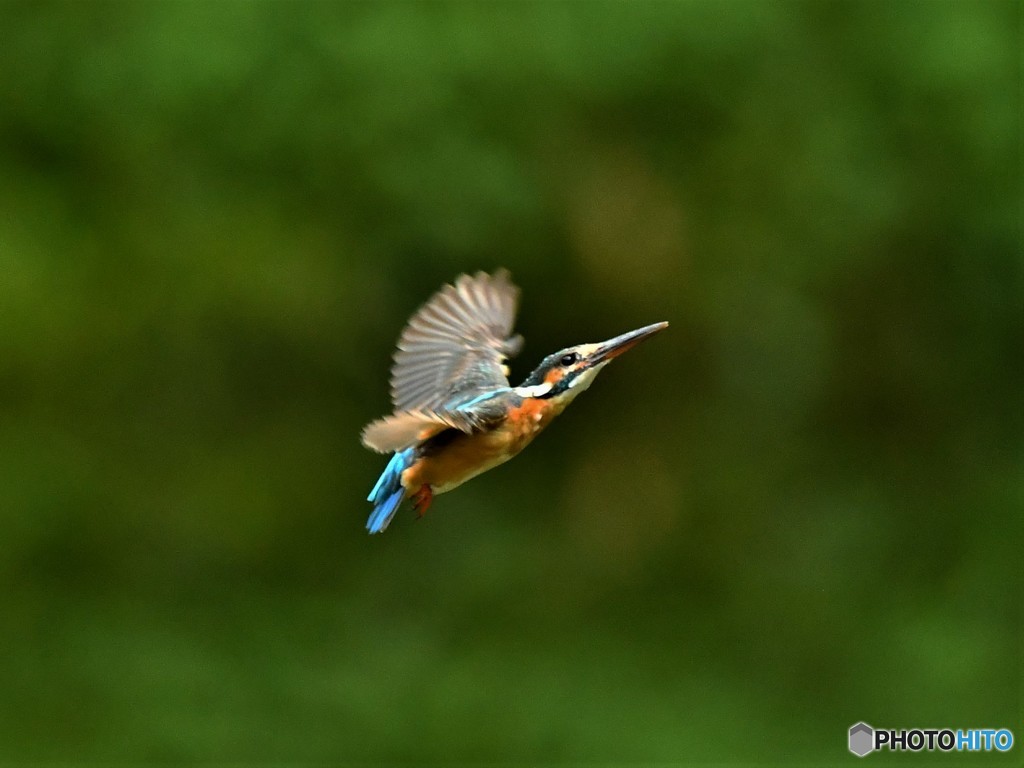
[412,485,433,518]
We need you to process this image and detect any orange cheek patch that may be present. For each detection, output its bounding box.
[544,368,565,386]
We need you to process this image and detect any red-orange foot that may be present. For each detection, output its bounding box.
[412,485,433,518]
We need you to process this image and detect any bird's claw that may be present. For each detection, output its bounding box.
[412,485,433,518]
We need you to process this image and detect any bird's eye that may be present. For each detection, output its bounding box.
[559,352,579,367]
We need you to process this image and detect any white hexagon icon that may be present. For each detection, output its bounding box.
[849,722,874,757]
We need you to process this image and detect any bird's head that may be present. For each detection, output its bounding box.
[514,321,668,405]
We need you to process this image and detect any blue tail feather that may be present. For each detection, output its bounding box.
[366,448,414,534]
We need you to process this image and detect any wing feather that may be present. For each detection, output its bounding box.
[361,394,508,453]
[361,270,523,452]
[389,269,523,414]
[361,411,459,453]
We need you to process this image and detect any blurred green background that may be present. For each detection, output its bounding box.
[1,0,1019,763]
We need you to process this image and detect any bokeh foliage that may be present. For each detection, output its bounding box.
[1,0,1019,762]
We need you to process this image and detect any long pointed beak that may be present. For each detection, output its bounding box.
[590,321,669,364]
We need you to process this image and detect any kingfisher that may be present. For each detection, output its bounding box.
[362,269,667,534]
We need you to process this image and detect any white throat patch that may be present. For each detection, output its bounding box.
[567,362,607,391]
[514,382,553,398]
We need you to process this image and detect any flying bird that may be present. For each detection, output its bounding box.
[361,270,667,534]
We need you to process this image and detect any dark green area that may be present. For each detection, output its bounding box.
[1,1,1019,763]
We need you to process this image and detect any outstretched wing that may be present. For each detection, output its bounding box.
[389,269,523,414]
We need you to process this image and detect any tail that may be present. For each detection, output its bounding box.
[366,448,414,534]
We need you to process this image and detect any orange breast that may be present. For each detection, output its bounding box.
[401,399,566,495]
